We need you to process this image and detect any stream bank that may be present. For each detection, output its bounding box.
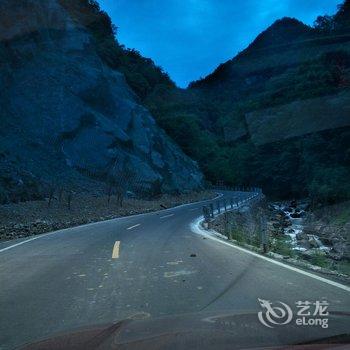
[268,200,350,275]
[209,198,350,278]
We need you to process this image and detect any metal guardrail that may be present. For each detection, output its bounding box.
[209,185,263,193]
[202,187,267,252]
[203,186,263,219]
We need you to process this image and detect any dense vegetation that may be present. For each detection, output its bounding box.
[179,1,350,203]
[60,0,175,100]
[61,0,350,203]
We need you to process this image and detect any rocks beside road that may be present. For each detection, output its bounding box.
[268,201,327,249]
[206,197,350,279]
[267,201,308,236]
[204,197,350,281]
[303,222,350,261]
[267,200,350,276]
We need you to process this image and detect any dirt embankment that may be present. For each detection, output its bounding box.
[0,191,215,241]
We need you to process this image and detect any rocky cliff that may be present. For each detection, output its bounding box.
[246,91,350,145]
[0,0,203,203]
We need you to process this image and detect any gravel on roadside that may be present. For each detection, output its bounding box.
[0,191,216,241]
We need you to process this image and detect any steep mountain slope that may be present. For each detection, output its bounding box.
[0,0,203,203]
[94,1,349,203]
[99,4,349,202]
[182,5,350,201]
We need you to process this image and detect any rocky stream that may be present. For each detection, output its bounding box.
[269,201,349,263]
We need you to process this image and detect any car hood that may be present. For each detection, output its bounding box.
[20,311,350,350]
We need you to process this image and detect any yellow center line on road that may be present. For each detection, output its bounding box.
[112,241,120,259]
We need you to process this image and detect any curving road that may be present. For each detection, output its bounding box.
[0,191,349,349]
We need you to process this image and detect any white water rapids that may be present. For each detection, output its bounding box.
[272,203,330,253]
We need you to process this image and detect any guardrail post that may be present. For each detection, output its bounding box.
[224,212,229,237]
[217,201,221,214]
[209,203,214,218]
[202,206,207,219]
[230,198,234,209]
[203,206,211,228]
[260,215,268,253]
[224,199,227,212]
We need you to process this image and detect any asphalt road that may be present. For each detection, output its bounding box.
[0,191,349,349]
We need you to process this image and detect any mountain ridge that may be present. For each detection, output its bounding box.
[141,1,350,201]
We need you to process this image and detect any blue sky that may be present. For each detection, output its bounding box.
[99,0,340,87]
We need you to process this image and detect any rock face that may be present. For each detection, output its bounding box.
[0,0,203,202]
[246,91,350,146]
